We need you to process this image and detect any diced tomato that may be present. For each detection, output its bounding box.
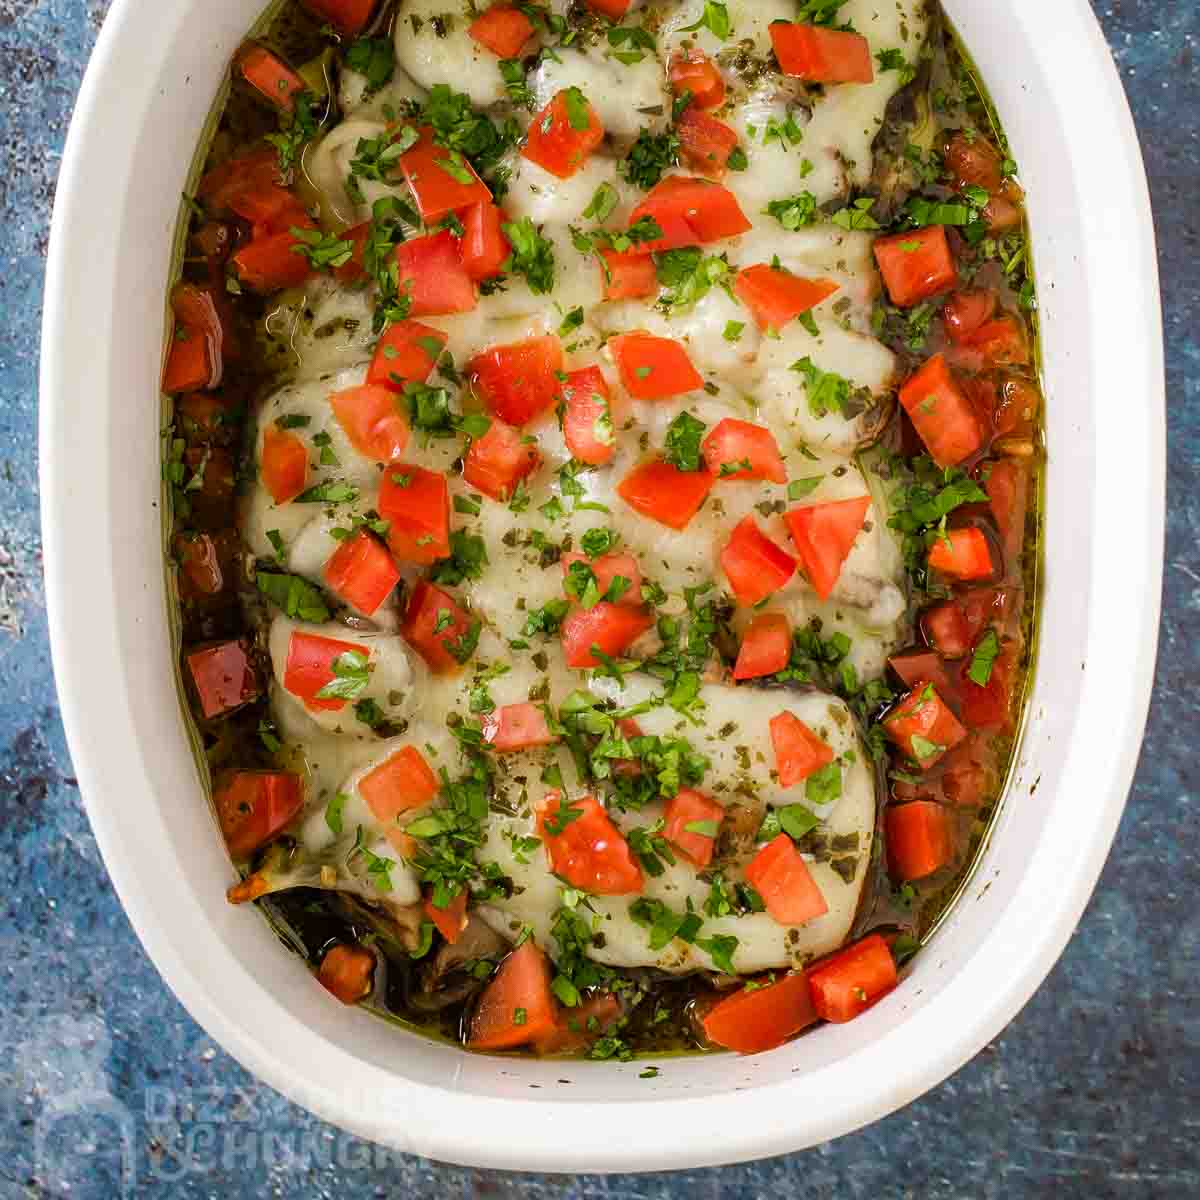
[230,230,312,295]
[958,587,1013,644]
[663,788,724,867]
[922,601,971,658]
[401,581,477,672]
[163,326,214,394]
[783,495,870,601]
[599,249,658,301]
[175,531,234,597]
[534,993,623,1055]
[617,459,714,530]
[720,517,796,607]
[874,225,957,308]
[769,711,834,788]
[560,603,654,669]
[323,530,400,616]
[197,146,285,219]
[983,194,1022,233]
[424,890,469,945]
[329,383,410,462]
[583,0,630,16]
[702,419,786,484]
[393,230,478,316]
[562,367,618,465]
[984,457,1029,558]
[298,0,376,36]
[537,793,643,895]
[186,639,260,719]
[702,972,817,1054]
[378,464,451,564]
[236,43,305,112]
[886,801,952,881]
[561,552,642,606]
[898,353,983,468]
[214,770,304,859]
[733,613,791,681]
[769,22,874,84]
[884,681,968,769]
[746,834,829,926]
[677,108,740,177]
[889,651,958,702]
[609,332,703,399]
[163,284,231,393]
[807,934,898,1023]
[463,418,541,502]
[993,377,1039,439]
[967,316,1029,368]
[482,702,557,752]
[941,746,989,808]
[468,4,535,57]
[959,641,1017,731]
[332,220,371,284]
[928,527,994,581]
[366,321,447,391]
[469,940,559,1051]
[669,51,725,110]
[734,265,839,333]
[177,391,241,445]
[318,943,376,1004]
[627,175,752,253]
[283,631,362,712]
[944,131,1004,193]
[943,289,997,343]
[184,447,237,519]
[461,201,510,281]
[399,126,492,223]
[469,335,564,426]
[522,88,604,179]
[191,219,235,266]
[261,425,309,505]
[360,745,440,823]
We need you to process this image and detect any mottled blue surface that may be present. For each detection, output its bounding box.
[1,2,1196,1196]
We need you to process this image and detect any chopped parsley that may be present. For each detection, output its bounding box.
[501,217,556,294]
[662,411,708,473]
[621,128,680,191]
[765,191,818,231]
[256,571,331,622]
[344,37,396,91]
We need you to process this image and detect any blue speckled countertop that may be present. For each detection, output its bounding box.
[2,2,1196,1196]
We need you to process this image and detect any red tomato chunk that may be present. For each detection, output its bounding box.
[323,530,400,616]
[378,464,451,564]
[214,770,303,859]
[663,788,724,867]
[609,332,703,399]
[522,88,604,179]
[617,459,714,530]
[702,418,787,484]
[702,972,817,1054]
[886,800,952,881]
[733,613,792,681]
[807,934,898,1023]
[874,225,957,308]
[898,354,984,468]
[401,581,477,673]
[470,335,564,426]
[884,681,968,769]
[360,745,440,823]
[720,517,796,607]
[560,603,654,669]
[187,639,260,719]
[770,22,874,84]
[770,711,834,787]
[784,496,870,601]
[745,834,829,926]
[483,702,558,752]
[463,419,542,502]
[537,793,643,896]
[318,943,375,1004]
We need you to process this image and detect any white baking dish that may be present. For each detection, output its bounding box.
[39,0,1164,1172]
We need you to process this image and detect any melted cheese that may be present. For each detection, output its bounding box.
[244,2,934,974]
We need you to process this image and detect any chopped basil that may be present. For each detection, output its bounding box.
[696,933,738,974]
[765,191,818,231]
[790,357,851,419]
[663,411,708,473]
[805,762,842,807]
[681,1,731,40]
[788,476,824,500]
[295,480,359,504]
[315,649,373,701]
[621,128,680,191]
[501,217,556,294]
[968,629,1001,686]
[325,793,347,836]
[562,86,591,131]
[344,37,396,91]
[256,571,331,623]
[830,197,882,231]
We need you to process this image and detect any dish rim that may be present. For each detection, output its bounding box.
[39,0,1164,1171]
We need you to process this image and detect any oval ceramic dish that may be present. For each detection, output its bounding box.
[41,0,1163,1172]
